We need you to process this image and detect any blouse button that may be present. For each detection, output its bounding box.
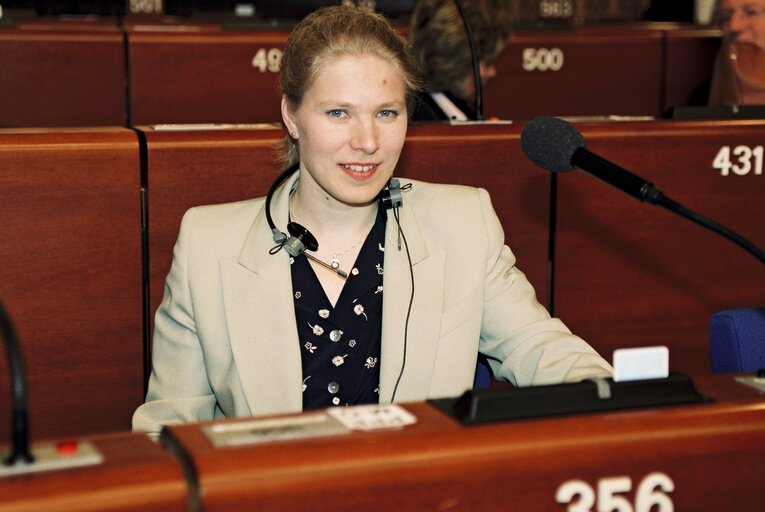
[328,382,340,394]
[329,329,343,342]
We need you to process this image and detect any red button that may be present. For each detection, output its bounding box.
[56,441,79,455]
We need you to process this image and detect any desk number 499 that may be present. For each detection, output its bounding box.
[556,472,674,512]
[713,145,763,176]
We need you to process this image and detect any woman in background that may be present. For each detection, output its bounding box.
[408,0,511,120]
[709,0,765,105]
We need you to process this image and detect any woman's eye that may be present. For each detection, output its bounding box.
[378,110,398,118]
[328,110,344,118]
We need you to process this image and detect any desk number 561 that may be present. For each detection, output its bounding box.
[556,472,674,512]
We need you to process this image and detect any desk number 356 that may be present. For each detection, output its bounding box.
[713,145,763,176]
[556,472,674,512]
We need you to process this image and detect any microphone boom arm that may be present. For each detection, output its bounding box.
[571,148,765,265]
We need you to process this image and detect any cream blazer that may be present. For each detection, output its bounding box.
[133,173,612,435]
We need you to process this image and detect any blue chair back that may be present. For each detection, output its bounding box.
[709,307,765,374]
[474,353,493,388]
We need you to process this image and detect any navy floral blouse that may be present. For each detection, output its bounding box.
[291,209,387,411]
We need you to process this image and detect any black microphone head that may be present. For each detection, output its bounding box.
[520,116,586,173]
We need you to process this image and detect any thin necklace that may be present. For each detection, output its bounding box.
[328,234,367,271]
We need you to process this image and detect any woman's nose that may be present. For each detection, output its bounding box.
[350,120,379,153]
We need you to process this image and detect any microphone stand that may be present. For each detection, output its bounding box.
[1,300,34,466]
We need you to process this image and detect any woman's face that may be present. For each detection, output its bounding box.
[720,0,765,50]
[282,54,408,208]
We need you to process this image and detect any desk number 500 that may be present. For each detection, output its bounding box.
[556,472,674,512]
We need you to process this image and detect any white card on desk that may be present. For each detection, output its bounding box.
[327,404,417,431]
[613,346,669,382]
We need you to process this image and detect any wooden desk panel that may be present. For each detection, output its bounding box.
[663,28,721,110]
[554,119,765,376]
[0,432,187,512]
[0,128,143,439]
[483,28,664,120]
[0,27,126,127]
[162,375,765,511]
[124,24,720,125]
[128,29,289,125]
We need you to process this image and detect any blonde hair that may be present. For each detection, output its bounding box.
[276,5,421,166]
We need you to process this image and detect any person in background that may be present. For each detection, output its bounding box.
[132,4,612,438]
[407,0,511,121]
[709,0,765,104]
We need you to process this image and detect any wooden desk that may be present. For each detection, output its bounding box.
[0,432,187,512]
[127,28,289,125]
[553,119,765,376]
[128,24,714,125]
[0,127,143,440]
[0,26,126,127]
[161,374,765,511]
[483,27,665,120]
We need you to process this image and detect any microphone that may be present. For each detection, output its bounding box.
[520,116,765,265]
[1,300,34,468]
[2,299,104,476]
[520,116,665,204]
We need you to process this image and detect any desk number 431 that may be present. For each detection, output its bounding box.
[713,145,763,176]
[556,472,674,512]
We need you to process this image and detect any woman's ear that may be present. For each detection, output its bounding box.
[281,96,299,139]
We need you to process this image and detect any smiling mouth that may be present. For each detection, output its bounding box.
[340,163,377,172]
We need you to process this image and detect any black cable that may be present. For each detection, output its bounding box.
[266,163,300,253]
[654,194,765,265]
[389,206,415,403]
[1,300,34,466]
[453,0,483,120]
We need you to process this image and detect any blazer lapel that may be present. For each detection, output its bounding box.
[220,173,304,416]
[379,191,445,403]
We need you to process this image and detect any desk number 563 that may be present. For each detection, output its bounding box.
[556,472,674,512]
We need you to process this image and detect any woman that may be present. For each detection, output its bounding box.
[132,5,611,436]
[709,0,765,105]
[408,0,511,121]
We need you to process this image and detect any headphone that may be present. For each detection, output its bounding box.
[266,163,406,276]
[265,163,413,402]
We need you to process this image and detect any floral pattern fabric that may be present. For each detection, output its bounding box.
[291,209,386,411]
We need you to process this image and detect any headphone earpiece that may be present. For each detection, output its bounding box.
[380,177,405,209]
[283,222,318,257]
